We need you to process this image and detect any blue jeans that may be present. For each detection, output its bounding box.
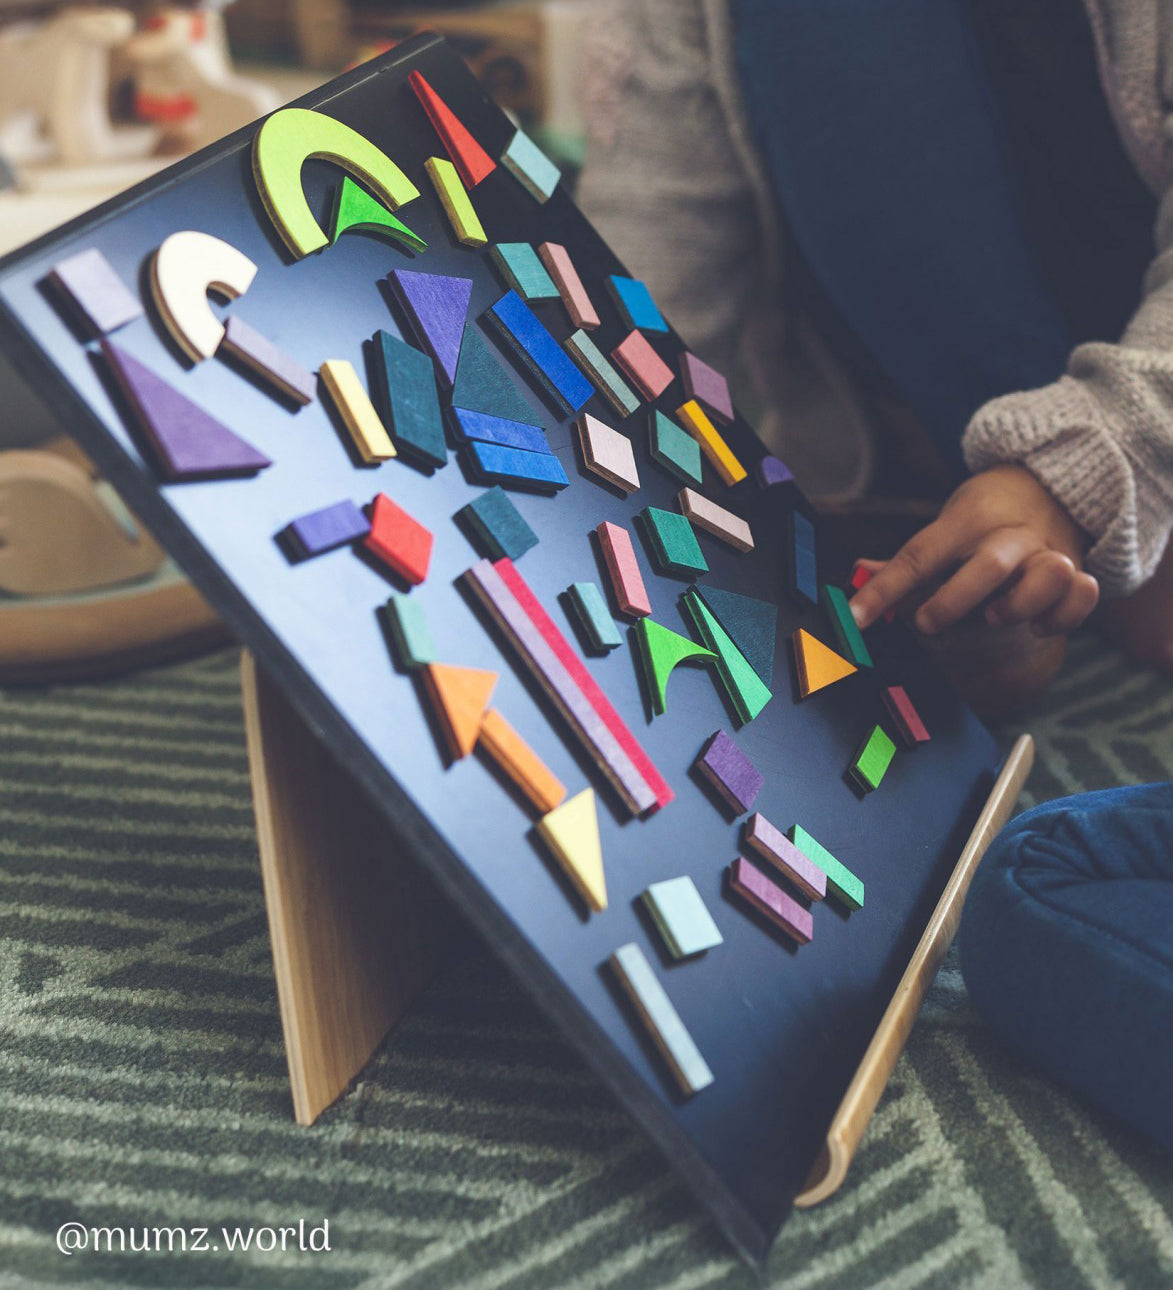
[960,784,1173,1150]
[731,0,1080,472]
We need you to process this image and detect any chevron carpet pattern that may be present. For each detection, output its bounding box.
[1,633,1171,1289]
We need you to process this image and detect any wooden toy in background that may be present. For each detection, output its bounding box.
[124,2,279,154]
[0,6,156,167]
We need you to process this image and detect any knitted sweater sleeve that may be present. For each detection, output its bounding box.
[574,0,767,376]
[962,182,1173,597]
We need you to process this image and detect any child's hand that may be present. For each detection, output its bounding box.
[848,464,1100,637]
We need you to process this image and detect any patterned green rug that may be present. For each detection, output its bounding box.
[1,633,1171,1289]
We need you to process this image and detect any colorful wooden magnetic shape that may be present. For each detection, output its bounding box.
[694,729,763,817]
[648,410,703,487]
[596,521,652,619]
[463,440,569,493]
[486,291,594,416]
[252,107,420,258]
[372,330,446,469]
[850,725,896,793]
[464,559,672,814]
[285,499,369,559]
[789,510,818,604]
[149,230,257,363]
[576,413,640,493]
[639,507,707,578]
[563,329,641,419]
[388,269,473,388]
[422,157,486,248]
[850,561,895,623]
[676,399,746,487]
[693,586,777,688]
[755,454,795,488]
[451,326,541,427]
[422,661,498,760]
[789,824,864,910]
[567,581,622,653]
[382,592,436,670]
[319,359,396,463]
[457,487,538,562]
[606,275,668,334]
[451,407,551,455]
[791,627,856,699]
[47,247,142,336]
[220,316,315,406]
[792,510,816,552]
[536,788,607,912]
[500,127,561,203]
[728,857,813,946]
[682,590,773,723]
[477,707,566,815]
[744,813,827,901]
[611,330,674,401]
[331,174,428,253]
[642,876,723,959]
[635,617,716,716]
[677,488,753,552]
[883,684,931,746]
[364,492,433,585]
[609,942,714,1096]
[506,558,671,809]
[408,70,495,185]
[821,583,874,669]
[101,341,270,481]
[679,351,733,424]
[538,242,599,329]
[489,243,559,302]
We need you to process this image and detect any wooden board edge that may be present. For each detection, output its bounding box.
[793,732,1035,1207]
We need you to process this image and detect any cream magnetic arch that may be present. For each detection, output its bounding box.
[252,107,421,259]
[150,231,258,362]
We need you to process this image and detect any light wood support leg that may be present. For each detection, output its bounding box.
[241,651,446,1125]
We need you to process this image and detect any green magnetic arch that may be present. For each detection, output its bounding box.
[331,177,427,254]
[253,108,422,258]
[635,617,716,716]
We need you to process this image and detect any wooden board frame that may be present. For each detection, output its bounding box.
[244,637,1033,1192]
[796,730,1032,1205]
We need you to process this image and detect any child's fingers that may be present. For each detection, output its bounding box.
[984,549,1079,628]
[912,529,1039,634]
[1031,571,1100,636]
[849,525,960,629]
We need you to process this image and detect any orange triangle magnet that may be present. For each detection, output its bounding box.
[792,628,857,698]
[423,662,498,759]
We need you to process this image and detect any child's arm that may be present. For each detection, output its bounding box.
[850,464,1100,635]
[855,172,1173,636]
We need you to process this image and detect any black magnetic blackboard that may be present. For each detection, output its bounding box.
[0,34,1001,1262]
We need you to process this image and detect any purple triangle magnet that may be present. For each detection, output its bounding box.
[102,341,271,481]
[387,268,473,388]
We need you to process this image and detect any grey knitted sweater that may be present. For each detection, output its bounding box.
[577,0,1173,596]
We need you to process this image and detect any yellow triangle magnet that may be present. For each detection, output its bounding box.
[535,787,608,912]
